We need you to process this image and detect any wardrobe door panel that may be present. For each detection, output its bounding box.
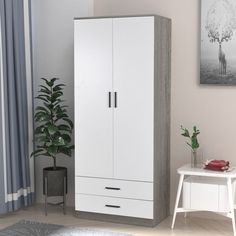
[74,19,113,178]
[113,17,154,181]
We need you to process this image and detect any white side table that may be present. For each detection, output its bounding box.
[171,164,236,235]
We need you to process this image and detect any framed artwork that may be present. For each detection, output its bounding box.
[201,0,236,85]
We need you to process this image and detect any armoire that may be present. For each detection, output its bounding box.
[74,15,171,226]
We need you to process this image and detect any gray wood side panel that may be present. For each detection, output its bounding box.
[153,15,171,225]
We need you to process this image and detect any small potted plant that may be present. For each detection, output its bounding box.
[31,78,74,214]
[181,125,200,167]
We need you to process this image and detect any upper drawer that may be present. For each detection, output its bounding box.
[75,177,153,200]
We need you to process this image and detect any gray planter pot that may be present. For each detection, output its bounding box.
[43,167,67,196]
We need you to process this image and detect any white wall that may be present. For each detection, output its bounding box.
[31,0,93,206]
[32,0,236,214]
[94,0,236,212]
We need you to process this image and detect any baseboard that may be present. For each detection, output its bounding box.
[171,211,233,221]
[75,211,156,227]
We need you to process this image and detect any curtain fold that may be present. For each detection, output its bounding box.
[0,0,34,213]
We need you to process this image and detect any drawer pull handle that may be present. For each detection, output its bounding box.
[105,204,121,208]
[114,92,117,108]
[108,92,111,108]
[105,187,121,190]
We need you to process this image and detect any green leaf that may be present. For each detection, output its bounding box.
[35,96,48,103]
[53,84,65,90]
[62,134,71,143]
[39,88,51,95]
[35,125,46,134]
[36,106,50,113]
[180,126,190,137]
[59,147,72,156]
[53,136,65,146]
[51,78,59,84]
[181,133,189,137]
[35,113,50,122]
[53,91,63,96]
[37,135,49,142]
[53,86,63,92]
[34,111,46,118]
[34,152,51,157]
[44,103,54,110]
[51,93,63,103]
[192,131,200,138]
[48,124,58,135]
[63,118,73,129]
[40,85,51,92]
[30,149,44,157]
[56,113,68,120]
[47,145,58,154]
[53,99,65,106]
[38,94,51,100]
[58,124,72,133]
[54,105,67,114]
[41,78,55,87]
[35,112,51,120]
[192,137,199,149]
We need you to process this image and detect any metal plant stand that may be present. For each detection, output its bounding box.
[43,167,67,216]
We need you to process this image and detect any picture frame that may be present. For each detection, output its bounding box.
[200,0,236,85]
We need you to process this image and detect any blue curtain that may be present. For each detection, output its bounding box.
[0,0,33,213]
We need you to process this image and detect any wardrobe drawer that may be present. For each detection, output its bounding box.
[75,194,153,219]
[75,177,153,200]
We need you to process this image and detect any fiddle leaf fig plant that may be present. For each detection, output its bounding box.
[181,125,200,151]
[31,78,74,169]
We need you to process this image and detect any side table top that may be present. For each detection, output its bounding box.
[177,164,236,178]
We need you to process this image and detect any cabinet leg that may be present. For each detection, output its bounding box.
[171,174,184,229]
[227,178,236,236]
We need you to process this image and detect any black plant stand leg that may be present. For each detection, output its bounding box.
[45,177,48,216]
[63,177,66,215]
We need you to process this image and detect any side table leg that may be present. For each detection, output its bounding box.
[171,174,184,229]
[232,179,236,205]
[227,178,236,236]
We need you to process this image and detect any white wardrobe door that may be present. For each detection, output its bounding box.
[74,19,113,178]
[113,17,154,182]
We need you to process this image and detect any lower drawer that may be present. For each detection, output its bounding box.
[75,194,153,219]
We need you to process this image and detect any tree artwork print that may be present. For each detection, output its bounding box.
[201,0,236,84]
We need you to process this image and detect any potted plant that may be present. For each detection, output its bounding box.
[31,78,74,214]
[181,125,200,167]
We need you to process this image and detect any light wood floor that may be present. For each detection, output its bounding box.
[0,204,234,235]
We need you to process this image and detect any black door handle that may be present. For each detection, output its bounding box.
[108,92,111,108]
[105,204,121,208]
[114,92,117,108]
[105,187,121,190]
